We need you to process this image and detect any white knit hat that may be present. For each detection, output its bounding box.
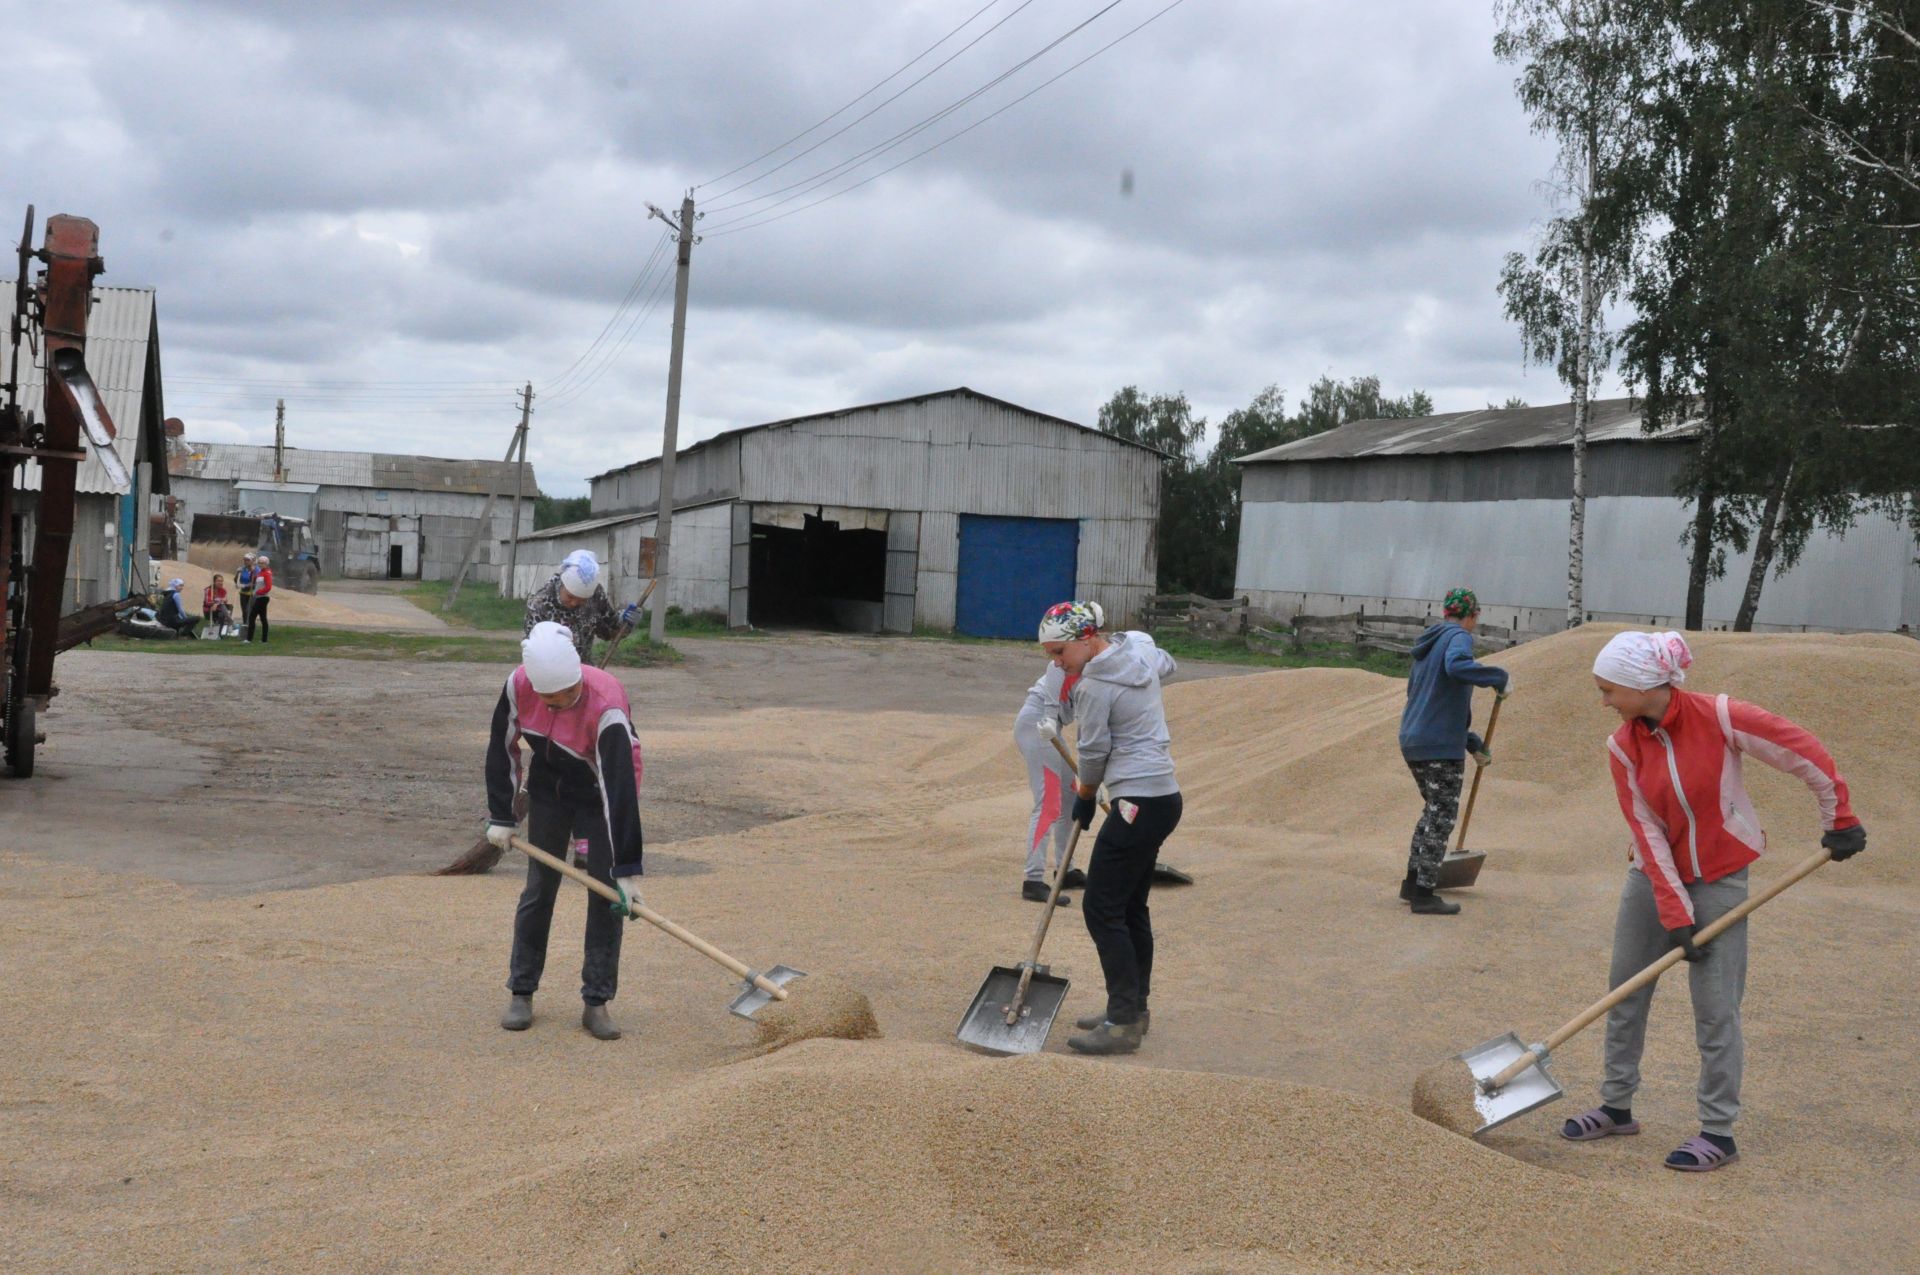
[521,621,583,693]
[559,553,599,600]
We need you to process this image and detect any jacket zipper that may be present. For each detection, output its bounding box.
[1653,726,1701,877]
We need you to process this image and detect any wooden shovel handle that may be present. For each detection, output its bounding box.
[1005,817,1087,1023]
[597,577,660,669]
[1048,734,1112,815]
[1487,848,1832,1090]
[507,833,788,1002]
[1453,693,1505,854]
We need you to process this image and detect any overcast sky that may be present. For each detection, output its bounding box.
[1,0,1624,494]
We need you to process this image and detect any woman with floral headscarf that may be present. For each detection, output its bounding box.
[1559,630,1865,1172]
[1035,600,1180,1056]
[1396,587,1510,914]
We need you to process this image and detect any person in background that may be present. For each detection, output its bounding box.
[1560,630,1866,1172]
[235,552,258,631]
[244,554,273,644]
[202,574,233,638]
[1396,587,1509,916]
[523,550,637,664]
[155,577,198,637]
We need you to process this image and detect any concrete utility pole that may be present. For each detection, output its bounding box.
[644,192,699,646]
[273,399,286,483]
[504,382,533,595]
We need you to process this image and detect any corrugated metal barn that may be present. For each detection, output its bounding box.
[7,285,170,610]
[169,443,536,582]
[514,388,1162,637]
[1234,398,1920,633]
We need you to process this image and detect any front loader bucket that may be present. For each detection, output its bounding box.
[956,965,1069,1055]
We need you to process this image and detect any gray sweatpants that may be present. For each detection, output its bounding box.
[1015,707,1074,883]
[1599,867,1750,1135]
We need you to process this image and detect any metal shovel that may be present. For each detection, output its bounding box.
[1436,691,1506,890]
[1446,847,1833,1135]
[507,834,802,1020]
[956,813,1088,1055]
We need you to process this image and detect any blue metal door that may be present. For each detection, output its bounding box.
[955,515,1079,639]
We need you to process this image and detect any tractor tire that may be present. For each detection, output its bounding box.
[296,563,320,594]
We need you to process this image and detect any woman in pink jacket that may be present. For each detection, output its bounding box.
[1560,631,1866,1171]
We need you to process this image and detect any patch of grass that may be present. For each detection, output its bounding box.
[1148,630,1411,677]
[82,626,681,667]
[402,582,524,632]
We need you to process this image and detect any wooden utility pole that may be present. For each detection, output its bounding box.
[505,382,533,595]
[273,399,286,483]
[644,193,698,646]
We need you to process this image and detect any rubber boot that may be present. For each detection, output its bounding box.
[581,1003,622,1041]
[1398,870,1418,902]
[1067,1018,1144,1055]
[501,994,533,1031]
[1075,1007,1149,1035]
[1022,880,1071,906]
[1409,886,1461,915]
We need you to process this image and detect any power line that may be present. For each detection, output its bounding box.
[542,230,674,396]
[696,0,1009,191]
[543,257,678,410]
[708,0,1188,239]
[702,0,1132,229]
[701,0,1042,204]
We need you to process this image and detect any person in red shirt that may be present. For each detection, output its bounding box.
[202,575,233,638]
[244,555,274,643]
[1558,630,1867,1172]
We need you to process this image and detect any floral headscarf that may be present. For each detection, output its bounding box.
[1442,587,1479,619]
[1037,600,1105,643]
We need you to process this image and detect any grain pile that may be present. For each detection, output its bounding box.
[750,972,881,1053]
[1410,1059,1497,1136]
[157,557,442,628]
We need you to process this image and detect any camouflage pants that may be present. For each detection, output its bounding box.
[1404,759,1465,889]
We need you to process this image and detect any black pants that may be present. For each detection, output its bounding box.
[1082,791,1183,1025]
[165,616,197,637]
[246,594,270,642]
[508,791,625,1005]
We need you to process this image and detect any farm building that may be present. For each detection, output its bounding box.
[168,442,536,583]
[1234,397,1920,634]
[507,388,1162,637]
[7,284,171,611]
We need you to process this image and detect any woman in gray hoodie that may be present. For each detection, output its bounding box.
[1035,600,1181,1056]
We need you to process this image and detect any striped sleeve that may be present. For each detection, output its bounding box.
[1607,736,1695,928]
[595,707,645,878]
[1720,697,1858,832]
[484,673,522,825]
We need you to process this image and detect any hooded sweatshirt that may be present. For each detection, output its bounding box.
[1019,663,1078,728]
[1399,621,1509,761]
[1070,630,1178,799]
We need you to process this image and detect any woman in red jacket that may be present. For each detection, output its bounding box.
[1560,631,1866,1172]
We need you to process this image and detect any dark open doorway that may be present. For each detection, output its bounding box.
[748,512,887,631]
[387,545,404,579]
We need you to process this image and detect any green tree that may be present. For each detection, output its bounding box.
[534,494,592,530]
[1097,388,1215,594]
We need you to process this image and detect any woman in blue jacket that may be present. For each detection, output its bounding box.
[1397,588,1509,915]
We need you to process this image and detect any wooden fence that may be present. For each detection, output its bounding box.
[1139,593,1251,638]
[1246,608,1520,659]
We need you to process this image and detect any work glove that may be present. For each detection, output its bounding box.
[610,874,644,919]
[1070,790,1097,831]
[1466,732,1492,766]
[484,822,515,851]
[619,603,640,626]
[1496,682,1512,703]
[1822,823,1867,862]
[1667,925,1703,962]
[1035,716,1060,744]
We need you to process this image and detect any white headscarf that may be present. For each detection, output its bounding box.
[559,553,599,600]
[1593,630,1694,691]
[522,620,583,693]
[167,577,185,591]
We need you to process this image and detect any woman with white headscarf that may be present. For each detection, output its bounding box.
[523,550,638,663]
[1560,630,1867,1172]
[483,621,647,1041]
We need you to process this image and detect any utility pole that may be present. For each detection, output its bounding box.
[505,382,533,596]
[445,395,531,610]
[273,399,286,483]
[644,192,699,645]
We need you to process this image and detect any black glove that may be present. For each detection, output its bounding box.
[1466,731,1485,756]
[1822,823,1866,862]
[1667,925,1702,962]
[1070,791,1097,830]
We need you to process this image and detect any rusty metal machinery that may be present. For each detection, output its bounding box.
[2,206,126,777]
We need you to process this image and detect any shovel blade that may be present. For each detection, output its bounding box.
[1435,850,1487,890]
[727,964,804,1020]
[955,965,1069,1055]
[1151,862,1195,886]
[1459,1031,1563,1135]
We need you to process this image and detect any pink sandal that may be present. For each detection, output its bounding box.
[1664,1134,1738,1172]
[1560,1107,1640,1141]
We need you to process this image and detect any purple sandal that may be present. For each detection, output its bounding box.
[1664,1135,1738,1172]
[1560,1107,1641,1141]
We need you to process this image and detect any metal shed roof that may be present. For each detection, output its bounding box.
[590,386,1166,483]
[5,284,163,494]
[174,441,538,496]
[1235,397,1700,465]
[517,496,734,543]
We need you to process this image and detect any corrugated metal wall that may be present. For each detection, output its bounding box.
[1235,492,1920,633]
[1239,441,1690,504]
[590,437,742,516]
[506,502,733,618]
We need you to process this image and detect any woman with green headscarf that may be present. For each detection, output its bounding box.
[1396,588,1510,915]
